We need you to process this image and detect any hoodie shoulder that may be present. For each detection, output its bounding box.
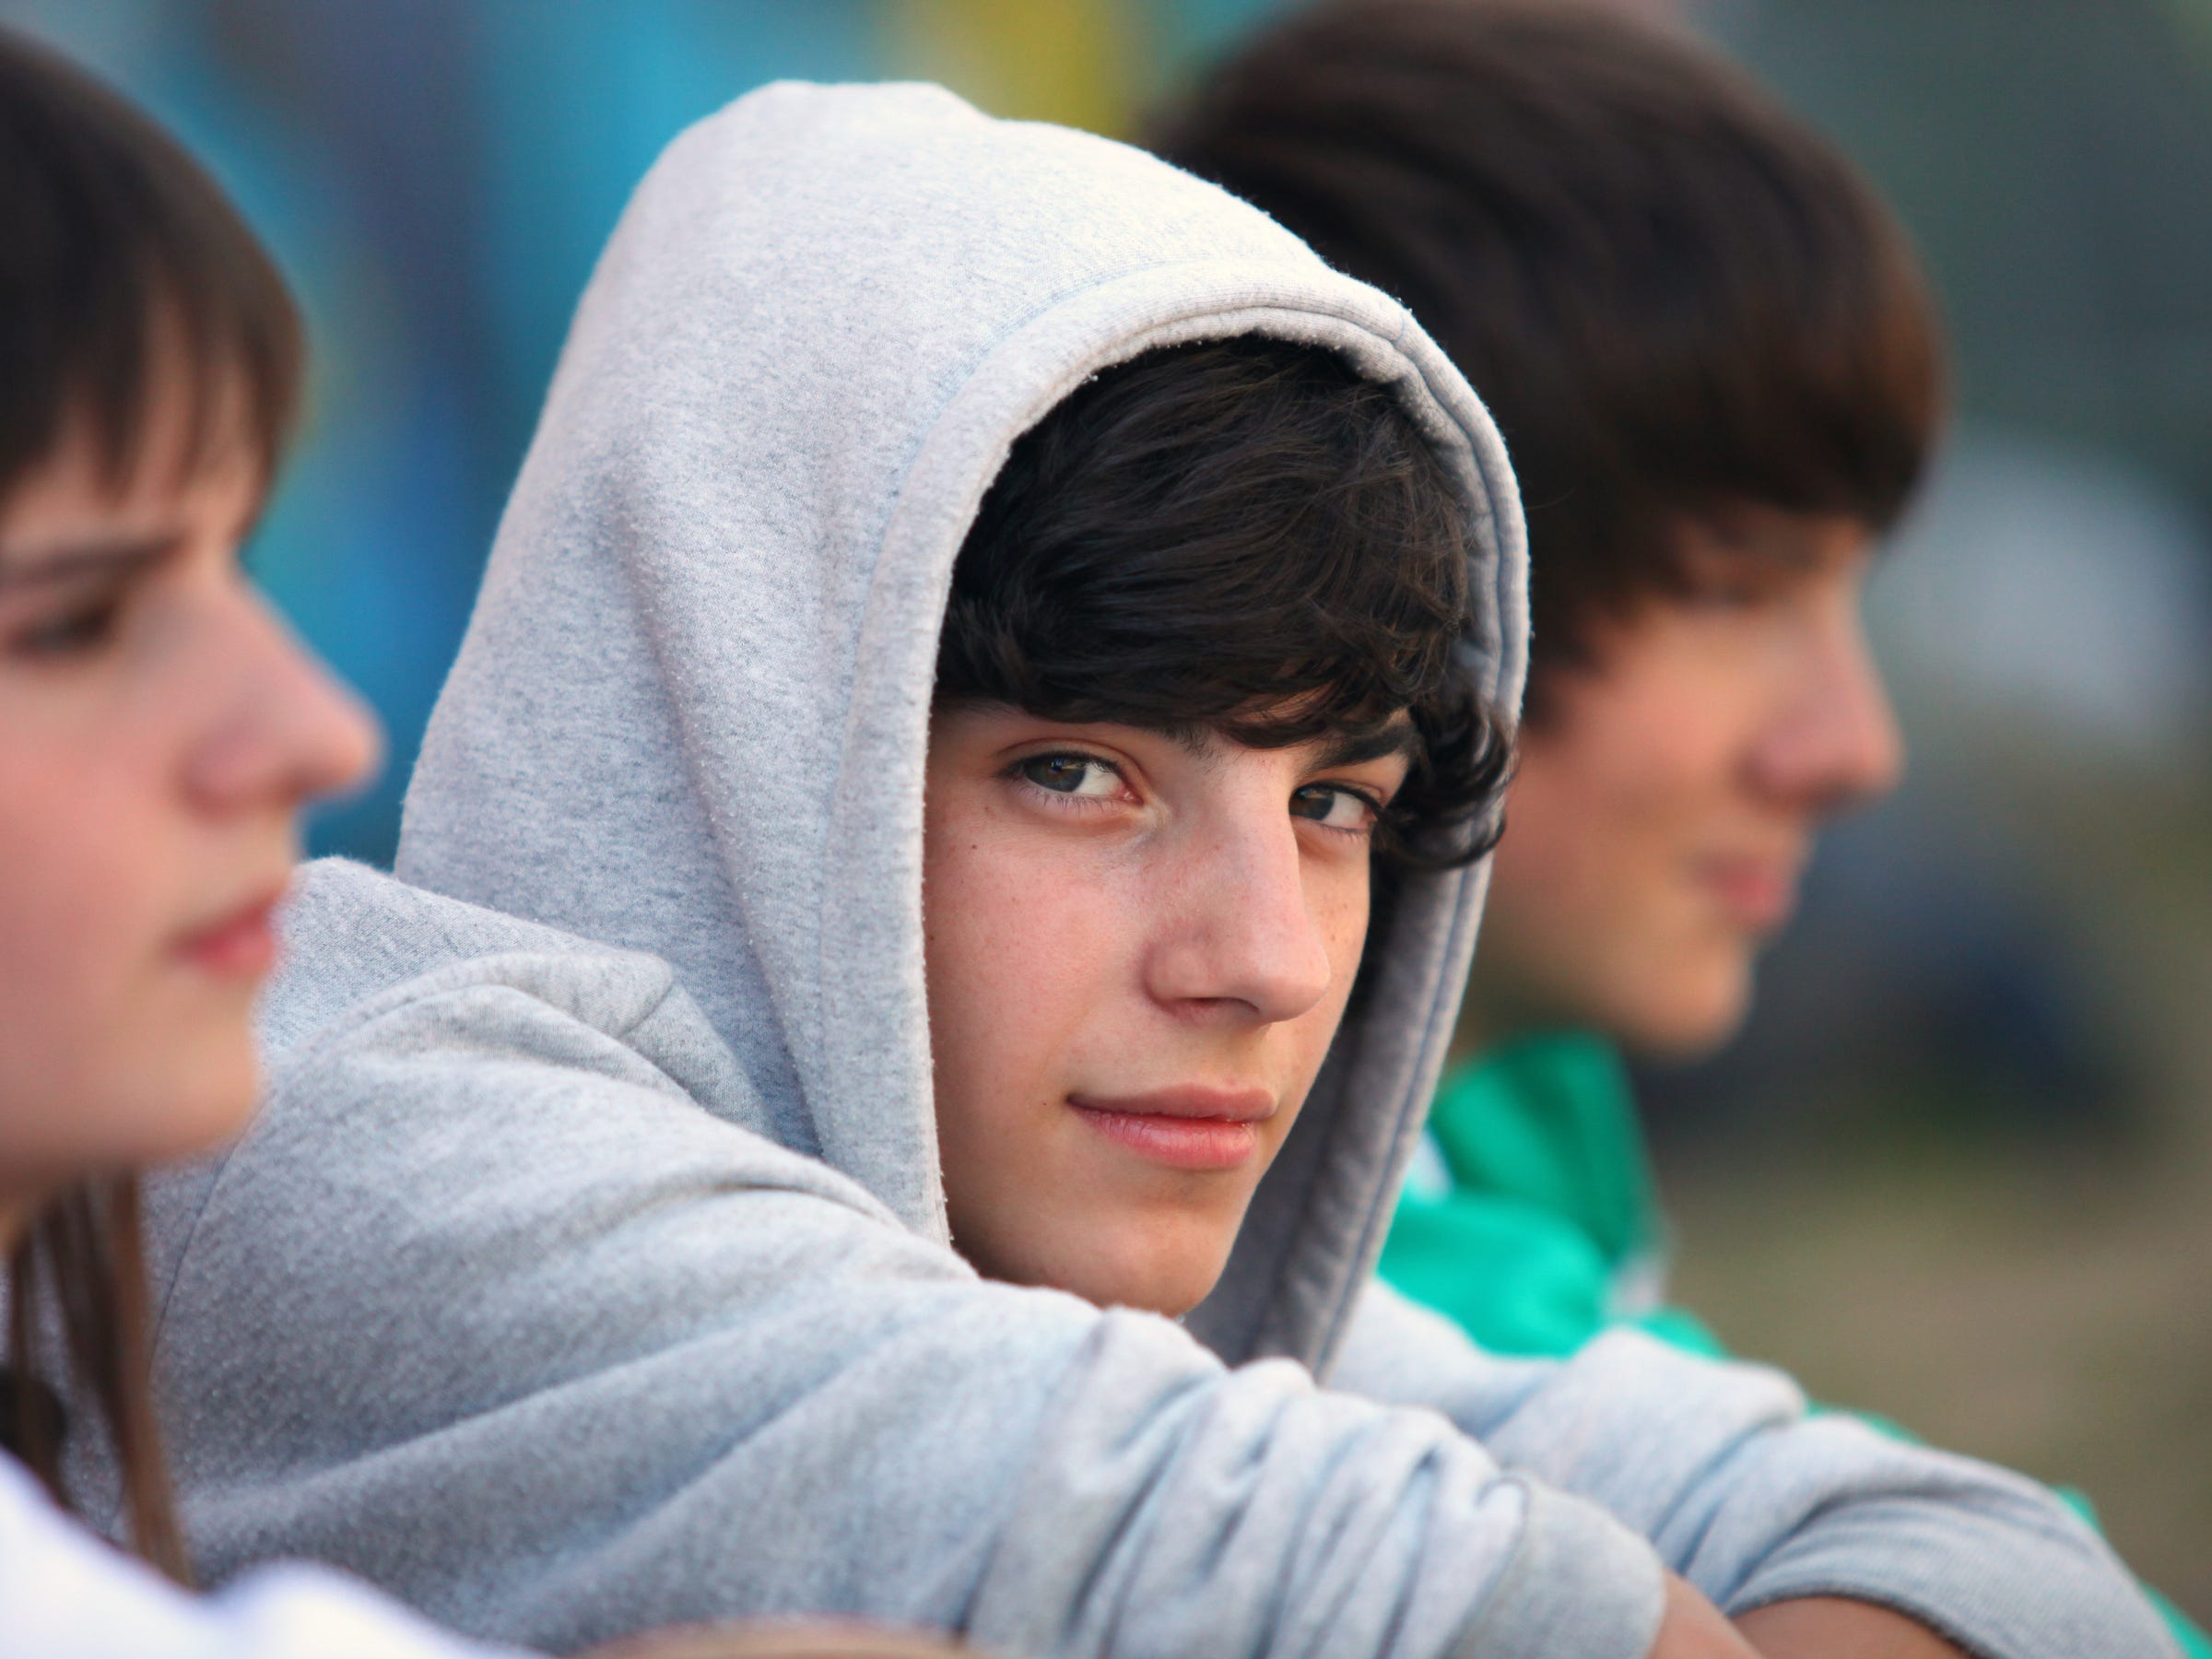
[261,859,823,1162]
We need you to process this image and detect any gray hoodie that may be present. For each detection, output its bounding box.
[90,84,2169,1659]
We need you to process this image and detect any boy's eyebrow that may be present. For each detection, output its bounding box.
[1312,718,1421,771]
[0,533,183,593]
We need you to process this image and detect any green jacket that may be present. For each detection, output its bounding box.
[1380,1031,2207,1655]
[1381,1033,1724,1358]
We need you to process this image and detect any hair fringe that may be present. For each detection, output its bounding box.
[940,338,1515,872]
[0,25,303,514]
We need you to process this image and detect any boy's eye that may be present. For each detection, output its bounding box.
[1290,783,1378,831]
[1679,559,1791,613]
[1685,580,1771,613]
[1016,754,1124,798]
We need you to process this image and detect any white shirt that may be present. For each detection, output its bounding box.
[0,1452,519,1657]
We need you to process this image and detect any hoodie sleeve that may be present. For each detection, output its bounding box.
[134,980,1668,1659]
[1331,1281,2179,1659]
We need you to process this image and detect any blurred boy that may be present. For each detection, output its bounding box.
[1158,6,2206,1650]
[1155,0,1923,1362]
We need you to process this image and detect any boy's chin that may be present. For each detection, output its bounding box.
[1101,1268,1226,1321]
[1073,1251,1231,1320]
[1007,1216,1238,1319]
[1607,958,1755,1062]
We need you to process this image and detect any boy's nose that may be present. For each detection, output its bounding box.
[1145,818,1335,1025]
[1749,608,1904,817]
[183,587,383,816]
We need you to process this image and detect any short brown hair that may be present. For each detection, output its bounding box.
[1149,0,1945,697]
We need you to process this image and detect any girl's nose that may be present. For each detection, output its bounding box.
[182,586,382,816]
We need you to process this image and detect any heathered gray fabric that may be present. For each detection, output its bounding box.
[1338,1287,2179,1659]
[87,83,2171,1659]
[117,861,1659,1659]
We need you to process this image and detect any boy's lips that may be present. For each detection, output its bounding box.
[1695,851,1803,933]
[1066,1085,1277,1171]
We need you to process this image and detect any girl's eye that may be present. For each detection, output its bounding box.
[11,599,123,660]
[1290,783,1379,832]
[1016,754,1124,799]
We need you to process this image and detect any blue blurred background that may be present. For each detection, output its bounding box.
[0,0,1291,862]
[6,0,2206,1618]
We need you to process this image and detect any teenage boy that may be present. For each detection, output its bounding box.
[1156,5,2206,1652]
[72,83,2170,1659]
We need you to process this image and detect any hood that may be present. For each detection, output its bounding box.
[396,81,1526,1370]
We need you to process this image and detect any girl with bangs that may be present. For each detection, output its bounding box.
[0,24,505,1654]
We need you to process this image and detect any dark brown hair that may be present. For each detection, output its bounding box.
[1,21,308,1583]
[938,336,1512,870]
[6,1183,189,1581]
[0,23,302,512]
[1149,0,1945,700]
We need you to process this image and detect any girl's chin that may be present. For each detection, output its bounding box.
[117,1048,262,1163]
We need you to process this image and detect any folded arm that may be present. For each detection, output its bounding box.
[134,984,1677,1659]
[1333,1282,2173,1659]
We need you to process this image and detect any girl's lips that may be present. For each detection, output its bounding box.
[177,894,282,980]
[1070,1107,1262,1171]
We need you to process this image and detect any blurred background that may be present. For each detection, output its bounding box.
[5,0,2206,1620]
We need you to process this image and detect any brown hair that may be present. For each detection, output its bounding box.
[7,1182,190,1581]
[1,21,309,1583]
[939,336,1513,871]
[1149,0,1945,703]
[0,23,302,512]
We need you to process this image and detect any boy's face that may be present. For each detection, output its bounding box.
[1468,509,1902,1060]
[922,703,1414,1315]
